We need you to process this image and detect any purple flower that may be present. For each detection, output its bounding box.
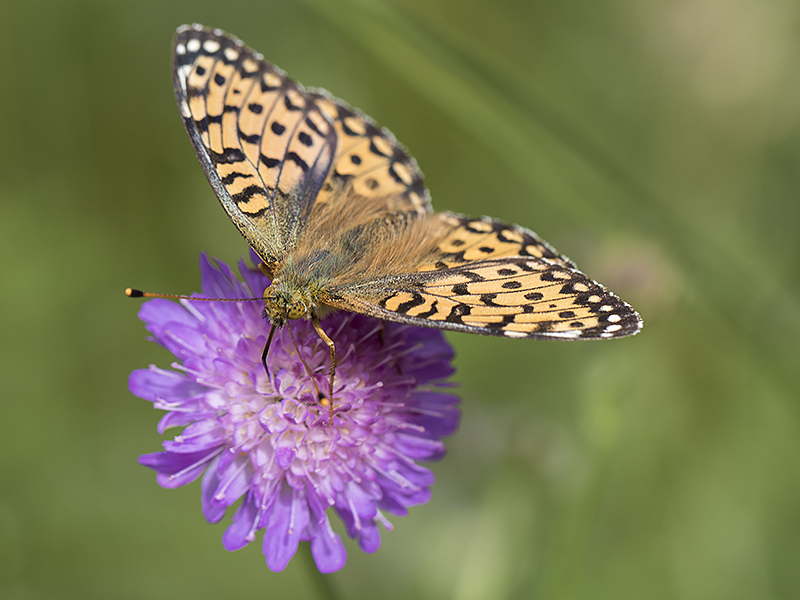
[129,254,460,573]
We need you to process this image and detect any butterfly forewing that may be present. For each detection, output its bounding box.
[173,26,338,266]
[330,257,640,339]
[173,25,432,272]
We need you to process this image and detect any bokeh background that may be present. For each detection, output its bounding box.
[2,0,799,598]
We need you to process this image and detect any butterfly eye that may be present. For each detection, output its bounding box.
[286,302,306,320]
[262,286,282,320]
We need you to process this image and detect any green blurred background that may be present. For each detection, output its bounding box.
[2,0,799,598]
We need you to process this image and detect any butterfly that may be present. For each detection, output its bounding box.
[170,24,642,398]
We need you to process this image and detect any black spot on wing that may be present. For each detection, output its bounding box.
[414,301,439,319]
[284,93,302,111]
[480,293,501,306]
[297,131,313,146]
[260,154,280,168]
[238,128,260,145]
[232,184,266,204]
[305,116,323,134]
[369,138,389,157]
[379,292,425,313]
[186,86,205,98]
[286,151,309,172]
[221,171,249,184]
[209,147,246,164]
[486,314,516,331]
[540,268,565,282]
[460,269,486,283]
[445,303,470,323]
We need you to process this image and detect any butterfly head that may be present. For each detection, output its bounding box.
[263,282,315,325]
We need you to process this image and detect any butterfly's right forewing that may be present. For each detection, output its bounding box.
[173,26,433,271]
[173,26,338,267]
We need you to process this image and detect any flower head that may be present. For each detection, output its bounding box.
[130,254,460,573]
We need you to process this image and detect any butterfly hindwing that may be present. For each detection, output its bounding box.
[418,213,576,271]
[308,91,431,217]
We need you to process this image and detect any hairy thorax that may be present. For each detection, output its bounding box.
[262,189,453,325]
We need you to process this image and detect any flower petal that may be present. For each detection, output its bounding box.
[138,298,197,331]
[129,366,207,404]
[263,483,310,572]
[222,495,260,551]
[356,522,382,553]
[310,514,347,573]
[202,453,253,522]
[139,449,218,488]
[201,455,227,523]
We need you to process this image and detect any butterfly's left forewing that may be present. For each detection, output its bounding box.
[332,257,641,339]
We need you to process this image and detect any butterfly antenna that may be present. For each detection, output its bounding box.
[125,288,263,302]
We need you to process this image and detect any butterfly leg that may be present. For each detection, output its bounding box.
[257,262,276,279]
[311,314,336,424]
[262,323,278,377]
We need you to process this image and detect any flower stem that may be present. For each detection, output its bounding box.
[301,542,342,600]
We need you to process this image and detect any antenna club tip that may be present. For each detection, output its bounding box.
[125,288,144,298]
